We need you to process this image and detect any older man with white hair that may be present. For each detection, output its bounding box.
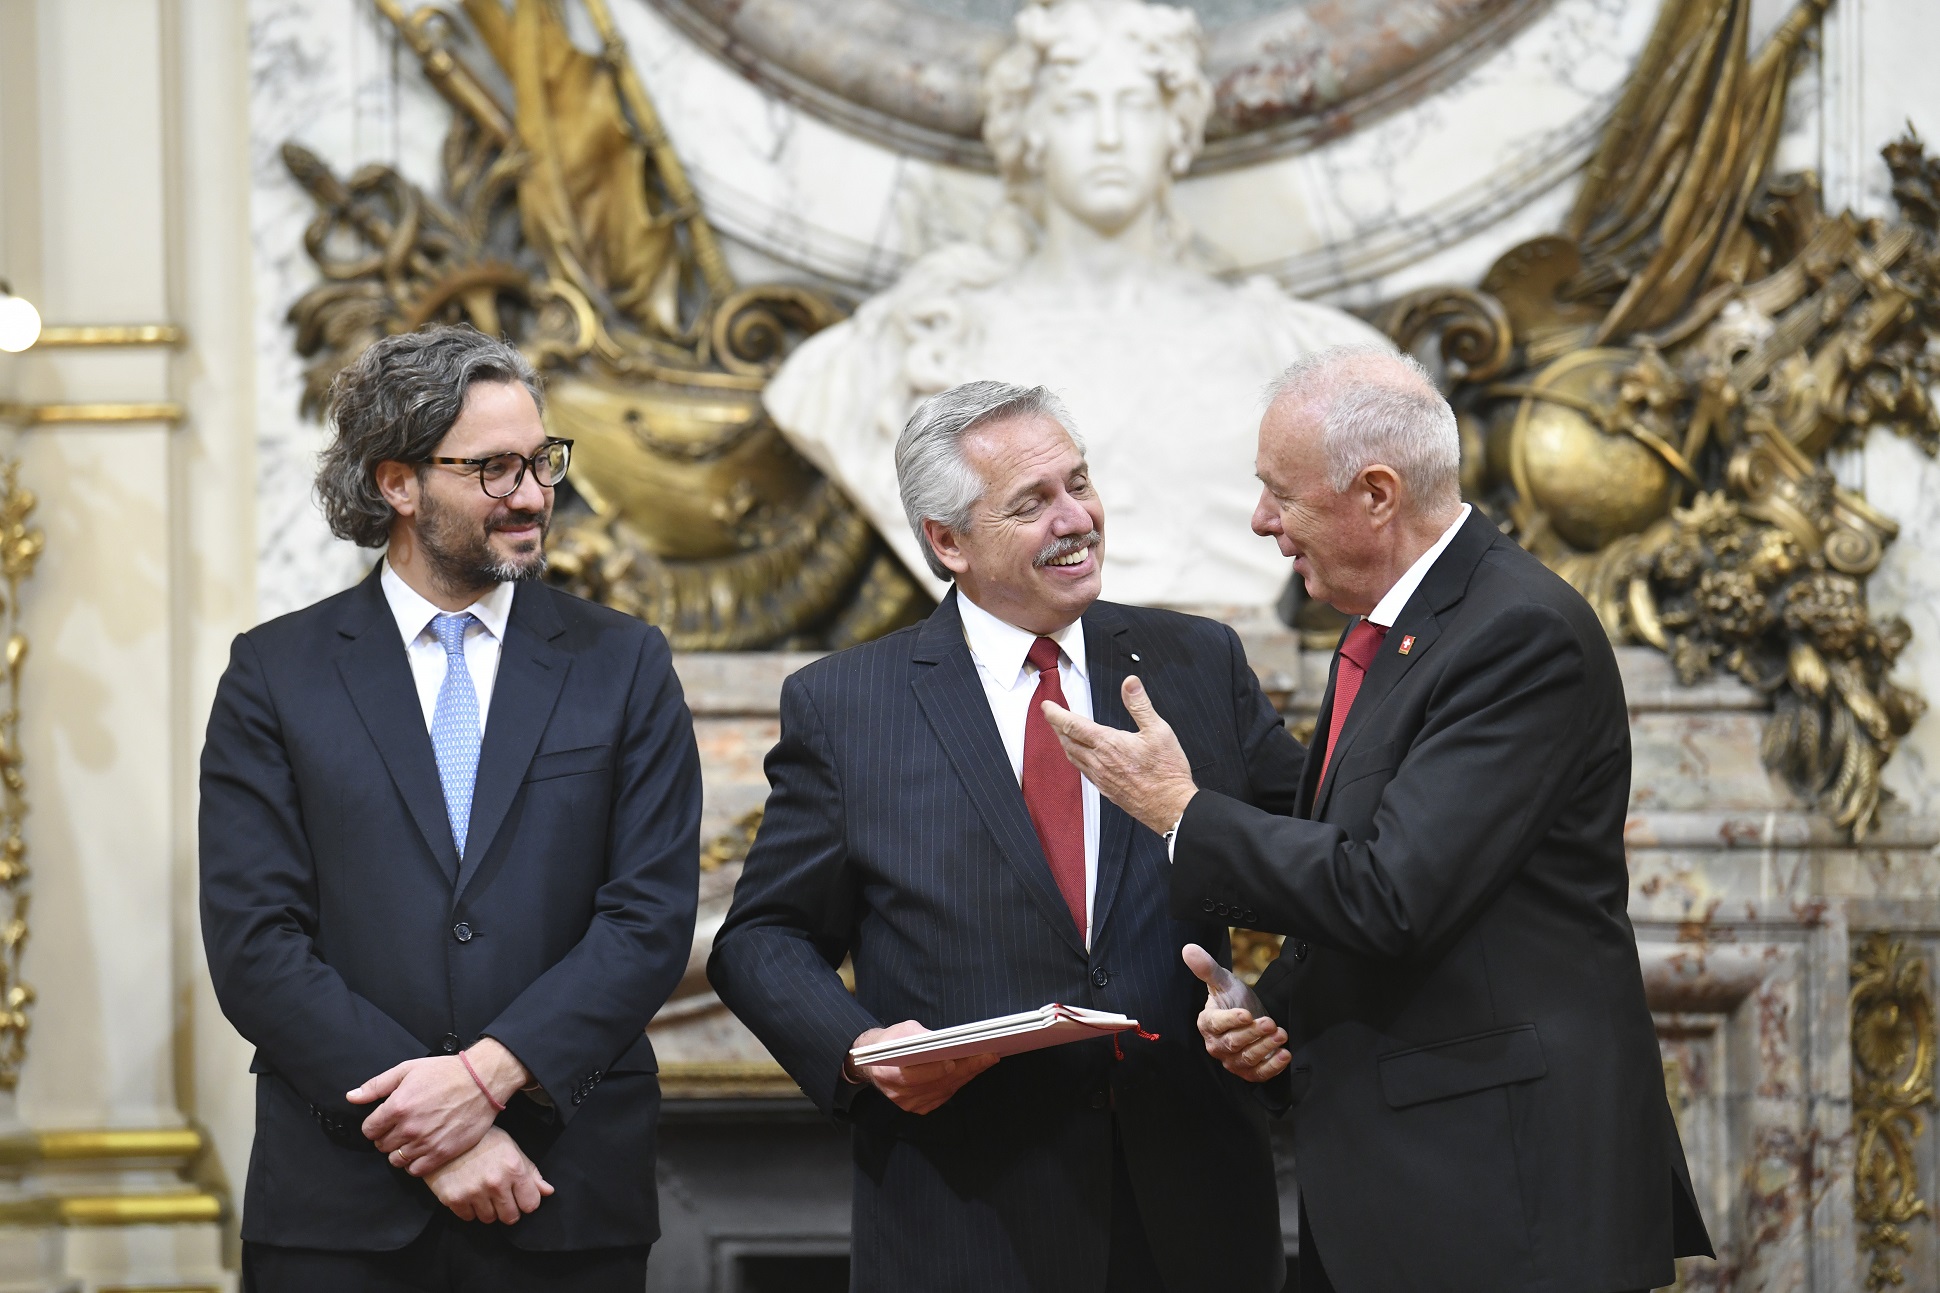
[1046,346,1715,1293]
[710,379,1298,1293]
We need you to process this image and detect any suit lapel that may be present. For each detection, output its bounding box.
[1082,604,1136,945]
[335,570,461,885]
[910,591,1087,960]
[457,583,570,896]
[1313,510,1503,819]
[1299,630,1347,819]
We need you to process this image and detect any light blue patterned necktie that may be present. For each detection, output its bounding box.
[430,612,482,859]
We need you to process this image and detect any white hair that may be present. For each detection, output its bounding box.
[1267,345,1461,511]
[895,381,1083,581]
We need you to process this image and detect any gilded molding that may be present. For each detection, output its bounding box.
[0,1127,205,1168]
[0,1192,223,1227]
[29,325,184,348]
[0,462,40,1091]
[1851,932,1936,1289]
[0,403,184,427]
[659,1060,801,1100]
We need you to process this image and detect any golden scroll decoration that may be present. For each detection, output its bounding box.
[1851,932,1937,1288]
[1391,0,1938,838]
[0,461,41,1090]
[286,0,927,650]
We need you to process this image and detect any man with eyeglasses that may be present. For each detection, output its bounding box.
[200,324,700,1291]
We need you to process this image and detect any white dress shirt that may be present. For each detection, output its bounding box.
[380,561,516,735]
[957,592,1102,946]
[1366,504,1471,628]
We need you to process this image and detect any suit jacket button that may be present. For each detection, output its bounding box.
[1201,899,1215,914]
[1089,1089,1109,1110]
[453,922,473,943]
[1292,940,1310,963]
[439,1033,461,1054]
[1091,967,1110,988]
[1215,903,1229,918]
[1243,910,1259,926]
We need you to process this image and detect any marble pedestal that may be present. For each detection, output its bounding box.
[648,633,1940,1293]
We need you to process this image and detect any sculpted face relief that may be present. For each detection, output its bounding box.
[929,412,1105,635]
[1030,36,1173,239]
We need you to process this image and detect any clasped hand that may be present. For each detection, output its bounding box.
[348,1037,552,1222]
[1183,944,1290,1082]
[848,1020,999,1115]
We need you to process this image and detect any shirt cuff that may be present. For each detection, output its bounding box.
[1163,814,1184,862]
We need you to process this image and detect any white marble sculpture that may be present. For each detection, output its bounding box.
[764,0,1392,608]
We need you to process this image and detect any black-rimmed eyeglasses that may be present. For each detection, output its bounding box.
[420,438,573,499]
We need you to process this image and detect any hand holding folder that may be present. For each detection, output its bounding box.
[845,1004,1155,1115]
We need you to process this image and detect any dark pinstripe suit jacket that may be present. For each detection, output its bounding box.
[709,590,1296,1293]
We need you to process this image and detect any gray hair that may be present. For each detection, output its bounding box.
[895,380,1082,581]
[314,325,543,548]
[1267,345,1461,510]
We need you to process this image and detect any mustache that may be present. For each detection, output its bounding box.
[1034,530,1100,567]
[488,507,549,534]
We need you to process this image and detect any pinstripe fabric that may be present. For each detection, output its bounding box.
[710,591,1299,1293]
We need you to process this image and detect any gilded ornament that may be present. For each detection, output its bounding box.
[1851,932,1937,1288]
[0,461,39,1089]
[284,0,928,651]
[1384,0,1939,839]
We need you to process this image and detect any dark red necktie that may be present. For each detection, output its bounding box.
[1022,636,1088,938]
[1318,619,1389,787]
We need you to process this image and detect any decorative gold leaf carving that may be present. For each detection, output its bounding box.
[1385,0,1938,840]
[285,1,928,651]
[0,462,41,1090]
[1852,932,1936,1289]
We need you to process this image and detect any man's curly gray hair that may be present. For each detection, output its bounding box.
[314,325,543,548]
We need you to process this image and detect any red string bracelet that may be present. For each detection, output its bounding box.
[460,1050,507,1113]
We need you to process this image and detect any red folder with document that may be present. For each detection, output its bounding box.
[847,1003,1158,1068]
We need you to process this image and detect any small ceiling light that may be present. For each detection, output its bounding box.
[0,282,42,354]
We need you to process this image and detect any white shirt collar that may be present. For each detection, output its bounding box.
[956,590,1089,690]
[1366,504,1472,629]
[380,560,517,646]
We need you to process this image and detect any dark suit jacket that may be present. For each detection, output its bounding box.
[708,591,1297,1293]
[1173,510,1713,1292]
[199,569,700,1251]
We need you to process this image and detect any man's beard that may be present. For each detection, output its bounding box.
[416,487,551,595]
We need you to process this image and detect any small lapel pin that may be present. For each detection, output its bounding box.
[1398,635,1416,655]
[1129,653,1140,662]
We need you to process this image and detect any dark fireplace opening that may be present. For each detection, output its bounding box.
[733,1251,851,1293]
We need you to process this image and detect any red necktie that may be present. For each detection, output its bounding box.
[1022,636,1087,938]
[1318,619,1389,787]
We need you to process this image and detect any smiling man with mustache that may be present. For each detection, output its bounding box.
[711,379,1297,1293]
[200,325,700,1291]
